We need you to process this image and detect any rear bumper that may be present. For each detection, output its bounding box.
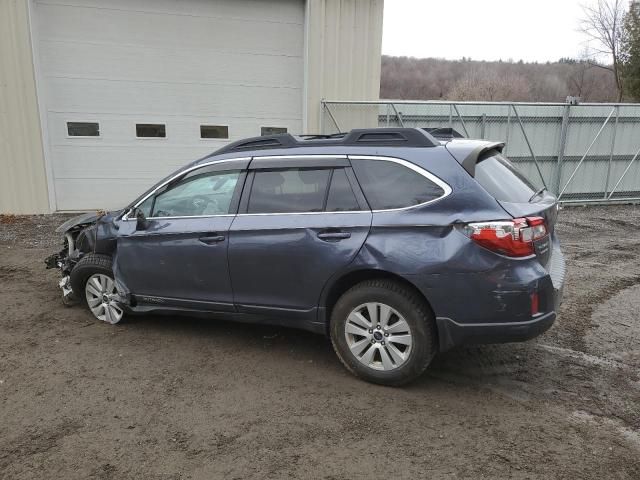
[436,239,567,352]
[436,311,556,352]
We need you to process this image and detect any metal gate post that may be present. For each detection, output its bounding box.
[554,103,571,195]
[607,144,640,199]
[511,104,547,188]
[505,105,511,155]
[559,107,616,199]
[323,102,341,133]
[448,104,453,128]
[604,105,619,198]
[320,100,325,134]
[452,104,470,137]
[390,103,405,127]
[481,113,486,138]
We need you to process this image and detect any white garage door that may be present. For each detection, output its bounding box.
[32,0,304,211]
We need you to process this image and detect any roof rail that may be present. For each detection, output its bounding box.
[219,134,298,153]
[342,128,438,146]
[212,128,439,155]
[298,133,348,140]
[423,127,465,139]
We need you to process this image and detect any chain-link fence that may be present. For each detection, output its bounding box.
[320,100,640,204]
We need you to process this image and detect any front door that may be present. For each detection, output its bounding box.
[115,161,247,311]
[228,158,372,318]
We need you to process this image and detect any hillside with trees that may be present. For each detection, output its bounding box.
[380,1,640,103]
[380,56,618,102]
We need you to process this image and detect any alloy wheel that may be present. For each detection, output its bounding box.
[344,302,413,371]
[85,273,124,324]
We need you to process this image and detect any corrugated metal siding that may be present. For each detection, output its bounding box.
[0,0,50,214]
[305,0,383,132]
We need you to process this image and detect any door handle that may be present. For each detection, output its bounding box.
[317,230,351,241]
[199,234,225,245]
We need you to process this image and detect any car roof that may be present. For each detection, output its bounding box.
[193,129,502,175]
[198,127,487,158]
[126,131,503,212]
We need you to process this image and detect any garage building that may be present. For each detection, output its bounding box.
[0,0,384,213]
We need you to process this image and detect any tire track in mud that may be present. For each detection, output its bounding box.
[0,419,83,471]
[563,274,640,351]
[432,340,640,434]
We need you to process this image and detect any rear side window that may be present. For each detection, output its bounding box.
[475,153,537,203]
[326,169,360,212]
[351,159,445,210]
[248,169,330,213]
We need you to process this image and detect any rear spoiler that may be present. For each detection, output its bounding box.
[461,142,505,176]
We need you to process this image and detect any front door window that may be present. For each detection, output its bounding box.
[149,170,240,217]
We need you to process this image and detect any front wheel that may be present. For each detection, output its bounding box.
[70,253,124,324]
[330,280,437,386]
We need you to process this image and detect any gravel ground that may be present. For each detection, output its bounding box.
[0,206,639,479]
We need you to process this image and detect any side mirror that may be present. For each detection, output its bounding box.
[134,208,150,231]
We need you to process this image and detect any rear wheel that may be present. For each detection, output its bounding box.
[70,254,124,324]
[330,280,437,386]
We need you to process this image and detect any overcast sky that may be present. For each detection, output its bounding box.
[382,0,597,62]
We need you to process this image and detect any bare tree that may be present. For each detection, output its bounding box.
[568,47,596,99]
[446,68,531,102]
[379,56,618,102]
[580,0,627,101]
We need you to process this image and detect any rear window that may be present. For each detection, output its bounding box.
[474,153,537,203]
[351,159,445,210]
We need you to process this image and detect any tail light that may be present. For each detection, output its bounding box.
[462,217,548,257]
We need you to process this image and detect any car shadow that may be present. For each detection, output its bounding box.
[121,313,556,392]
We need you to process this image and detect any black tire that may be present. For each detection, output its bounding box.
[330,279,437,386]
[70,253,114,303]
[69,254,125,324]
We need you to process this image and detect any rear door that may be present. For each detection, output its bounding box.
[228,156,372,318]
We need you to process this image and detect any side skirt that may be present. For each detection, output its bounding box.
[126,297,325,335]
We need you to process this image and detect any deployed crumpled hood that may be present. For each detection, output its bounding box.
[55,212,101,233]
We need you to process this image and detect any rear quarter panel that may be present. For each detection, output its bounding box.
[337,147,552,325]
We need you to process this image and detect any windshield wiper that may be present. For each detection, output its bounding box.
[529,187,546,203]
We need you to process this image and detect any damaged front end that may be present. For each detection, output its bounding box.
[45,210,121,305]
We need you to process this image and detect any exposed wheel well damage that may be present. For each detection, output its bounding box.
[321,269,437,337]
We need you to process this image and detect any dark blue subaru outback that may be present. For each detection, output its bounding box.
[46,128,566,385]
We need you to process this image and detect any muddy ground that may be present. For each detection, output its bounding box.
[0,206,639,479]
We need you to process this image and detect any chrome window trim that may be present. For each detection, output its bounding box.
[138,214,236,221]
[122,157,250,221]
[236,210,369,217]
[122,154,452,220]
[348,155,452,212]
